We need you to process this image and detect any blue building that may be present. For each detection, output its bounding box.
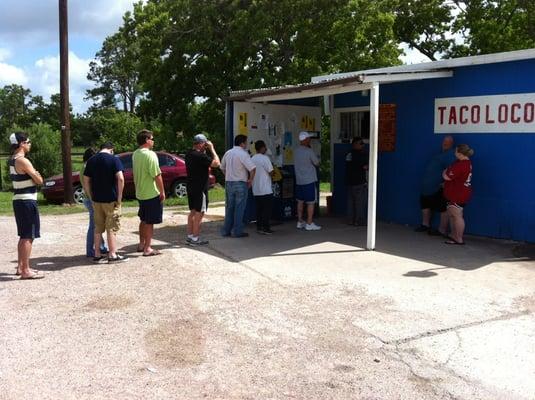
[227,49,535,248]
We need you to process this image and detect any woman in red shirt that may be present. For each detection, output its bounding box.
[442,144,474,245]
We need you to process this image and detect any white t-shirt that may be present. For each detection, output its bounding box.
[251,153,273,196]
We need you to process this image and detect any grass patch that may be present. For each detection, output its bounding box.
[320,182,331,193]
[0,185,227,216]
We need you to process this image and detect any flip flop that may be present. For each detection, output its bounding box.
[445,239,465,245]
[15,268,39,276]
[137,246,144,252]
[143,250,161,257]
[20,272,45,280]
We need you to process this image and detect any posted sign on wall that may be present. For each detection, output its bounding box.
[434,93,535,133]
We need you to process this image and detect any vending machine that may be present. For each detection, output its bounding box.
[228,101,322,221]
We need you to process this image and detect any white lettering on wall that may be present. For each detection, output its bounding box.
[434,93,535,133]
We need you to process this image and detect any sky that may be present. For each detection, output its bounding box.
[0,0,429,114]
[0,0,138,113]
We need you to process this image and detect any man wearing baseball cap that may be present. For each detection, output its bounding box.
[294,131,321,231]
[9,132,45,279]
[185,134,220,245]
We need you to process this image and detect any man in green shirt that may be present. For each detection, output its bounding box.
[132,129,165,256]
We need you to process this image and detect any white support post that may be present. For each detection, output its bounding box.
[366,82,379,250]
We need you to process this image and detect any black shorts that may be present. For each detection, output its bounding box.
[13,200,40,239]
[187,188,208,213]
[138,195,163,224]
[420,189,447,213]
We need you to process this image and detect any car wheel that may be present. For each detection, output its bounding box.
[171,180,187,198]
[73,185,85,205]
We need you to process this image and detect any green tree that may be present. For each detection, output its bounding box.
[129,0,401,142]
[87,11,141,113]
[451,0,535,56]
[0,85,33,134]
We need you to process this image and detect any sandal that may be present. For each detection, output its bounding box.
[20,272,45,280]
[143,250,162,257]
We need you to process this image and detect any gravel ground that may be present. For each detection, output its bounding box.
[0,209,532,399]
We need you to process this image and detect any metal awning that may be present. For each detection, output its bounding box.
[227,70,453,103]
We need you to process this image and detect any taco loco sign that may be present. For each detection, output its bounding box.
[434,93,535,133]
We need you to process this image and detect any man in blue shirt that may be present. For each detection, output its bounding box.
[416,135,455,236]
[83,142,128,263]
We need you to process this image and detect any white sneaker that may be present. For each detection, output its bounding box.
[296,221,306,229]
[305,222,322,231]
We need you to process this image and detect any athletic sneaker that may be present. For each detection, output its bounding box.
[296,221,306,229]
[257,229,267,235]
[305,222,322,231]
[92,256,106,264]
[262,229,274,235]
[107,254,129,263]
[188,238,209,246]
[185,237,193,244]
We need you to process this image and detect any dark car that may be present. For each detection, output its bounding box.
[41,151,216,204]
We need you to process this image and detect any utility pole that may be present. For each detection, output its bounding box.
[59,0,73,204]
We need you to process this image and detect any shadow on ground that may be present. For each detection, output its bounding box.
[148,213,532,278]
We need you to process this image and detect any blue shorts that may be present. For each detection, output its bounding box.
[138,195,163,224]
[295,182,317,204]
[13,200,40,239]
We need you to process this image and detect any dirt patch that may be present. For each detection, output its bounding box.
[85,295,134,310]
[145,317,206,368]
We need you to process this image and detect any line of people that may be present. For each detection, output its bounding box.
[8,128,333,280]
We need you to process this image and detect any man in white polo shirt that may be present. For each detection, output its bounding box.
[220,134,256,237]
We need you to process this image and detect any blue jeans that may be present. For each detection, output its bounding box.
[222,181,248,236]
[84,199,108,257]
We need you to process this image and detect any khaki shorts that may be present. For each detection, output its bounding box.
[93,201,121,234]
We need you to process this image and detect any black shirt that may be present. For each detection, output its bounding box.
[84,152,124,202]
[345,149,368,186]
[185,149,213,192]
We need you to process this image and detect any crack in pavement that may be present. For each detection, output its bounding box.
[384,309,532,345]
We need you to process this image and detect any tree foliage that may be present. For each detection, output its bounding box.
[86,11,141,113]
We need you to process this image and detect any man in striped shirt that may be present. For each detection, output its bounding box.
[9,132,44,279]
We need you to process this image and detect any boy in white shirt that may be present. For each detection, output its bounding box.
[251,140,274,234]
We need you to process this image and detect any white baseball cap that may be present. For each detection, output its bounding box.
[299,131,311,141]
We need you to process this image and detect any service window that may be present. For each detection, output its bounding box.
[339,110,370,142]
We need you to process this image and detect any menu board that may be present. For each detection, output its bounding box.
[379,104,396,152]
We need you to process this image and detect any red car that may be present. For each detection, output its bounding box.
[42,151,216,204]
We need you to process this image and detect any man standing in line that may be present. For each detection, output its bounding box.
[83,142,128,263]
[416,135,455,236]
[294,131,321,231]
[185,133,220,246]
[251,140,274,234]
[220,134,256,238]
[9,132,44,279]
[132,129,165,256]
[345,137,369,226]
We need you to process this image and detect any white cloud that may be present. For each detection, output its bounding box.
[0,0,138,47]
[0,48,29,86]
[32,51,91,113]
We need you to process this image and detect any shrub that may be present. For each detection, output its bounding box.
[1,123,62,181]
